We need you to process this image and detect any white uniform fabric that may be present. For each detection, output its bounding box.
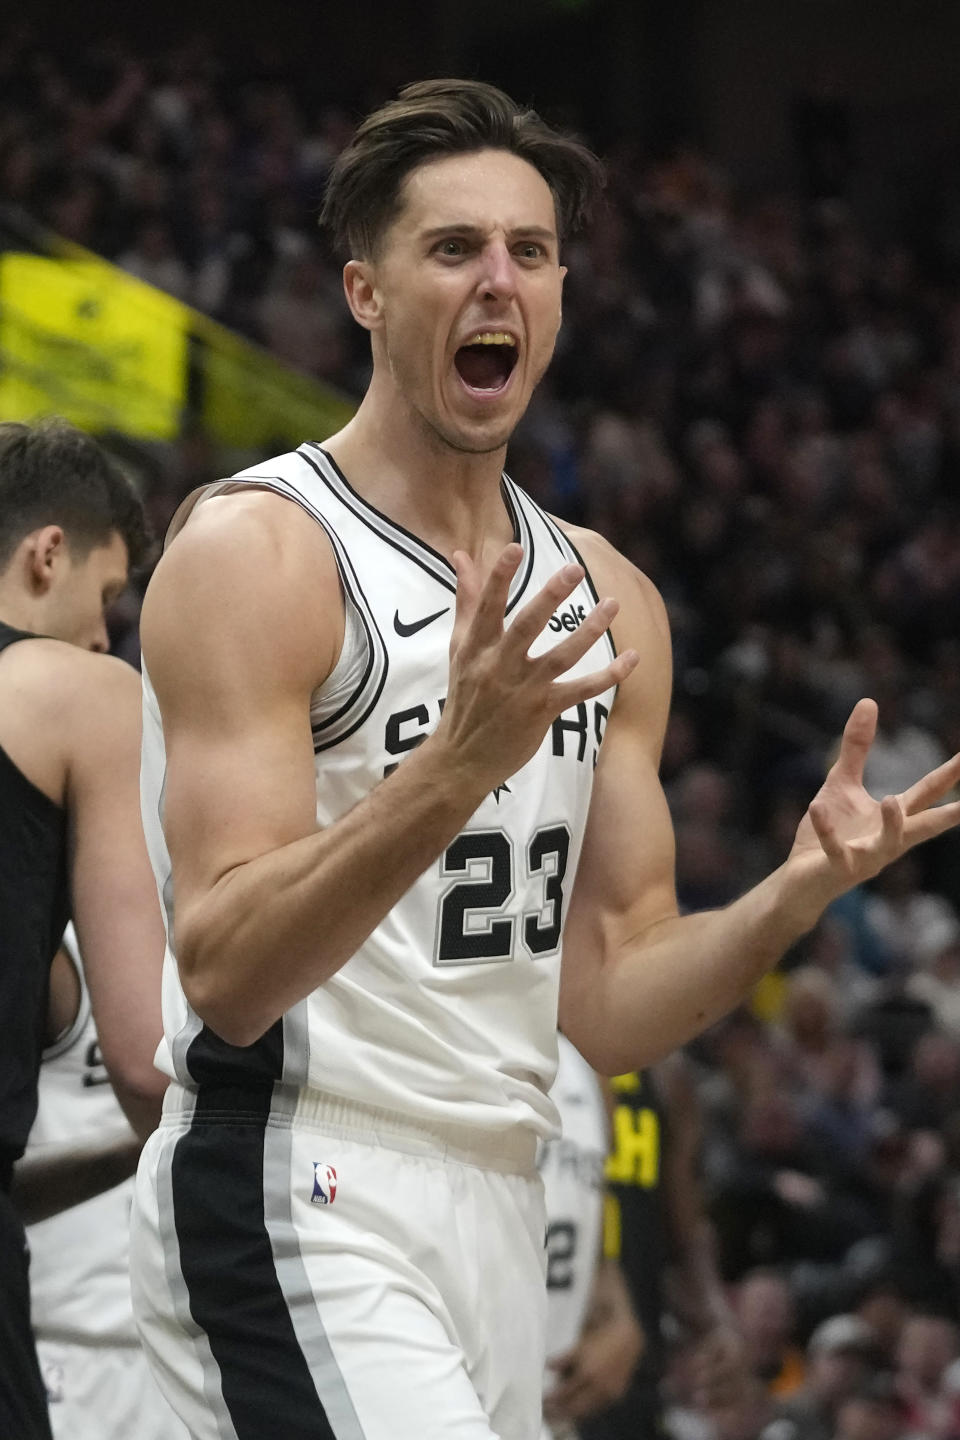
[540,1036,607,1371]
[133,1094,548,1440]
[132,445,618,1440]
[538,1036,607,1440]
[26,927,187,1440]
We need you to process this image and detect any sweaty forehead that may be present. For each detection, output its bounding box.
[390,149,558,243]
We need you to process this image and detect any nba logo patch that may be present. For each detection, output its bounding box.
[311,1162,338,1205]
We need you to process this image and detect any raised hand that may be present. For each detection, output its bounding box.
[435,542,638,794]
[788,698,960,899]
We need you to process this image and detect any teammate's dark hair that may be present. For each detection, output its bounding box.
[320,78,604,259]
[0,419,149,572]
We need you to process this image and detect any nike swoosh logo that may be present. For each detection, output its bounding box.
[393,606,450,637]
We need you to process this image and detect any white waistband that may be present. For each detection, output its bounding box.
[161,1083,539,1176]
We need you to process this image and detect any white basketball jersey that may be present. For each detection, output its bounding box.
[141,444,617,1144]
[26,926,140,1345]
[540,1034,608,1374]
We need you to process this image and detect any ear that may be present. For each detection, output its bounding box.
[342,258,384,332]
[26,525,67,594]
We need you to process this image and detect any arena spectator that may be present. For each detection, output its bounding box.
[764,1313,880,1440]
[3,29,960,1435]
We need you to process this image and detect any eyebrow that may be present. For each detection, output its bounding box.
[420,223,558,243]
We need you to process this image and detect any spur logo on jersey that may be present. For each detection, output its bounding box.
[311,1162,338,1205]
[547,601,587,633]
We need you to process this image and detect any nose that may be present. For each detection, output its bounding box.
[478,237,516,302]
[90,619,109,654]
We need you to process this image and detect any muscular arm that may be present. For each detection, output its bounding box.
[13,1131,142,1225]
[65,652,168,1137]
[559,532,960,1075]
[142,494,633,1047]
[657,1054,751,1413]
[657,1054,733,1334]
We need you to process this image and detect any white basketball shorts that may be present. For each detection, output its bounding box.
[37,1337,189,1440]
[130,1087,548,1440]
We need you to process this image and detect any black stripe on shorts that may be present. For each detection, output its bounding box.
[171,1083,337,1439]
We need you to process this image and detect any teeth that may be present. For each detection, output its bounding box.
[465,332,516,346]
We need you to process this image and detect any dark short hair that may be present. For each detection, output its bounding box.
[0,418,149,572]
[320,78,604,259]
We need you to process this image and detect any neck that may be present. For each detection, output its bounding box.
[0,582,44,636]
[325,379,515,560]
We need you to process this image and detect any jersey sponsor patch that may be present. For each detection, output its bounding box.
[311,1162,338,1205]
[547,601,587,633]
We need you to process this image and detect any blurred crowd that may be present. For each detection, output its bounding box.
[4,24,960,1440]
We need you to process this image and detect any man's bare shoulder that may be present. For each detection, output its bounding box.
[0,642,140,803]
[0,637,136,710]
[142,486,342,694]
[554,519,670,649]
[154,487,336,596]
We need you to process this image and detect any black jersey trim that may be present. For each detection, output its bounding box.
[0,620,42,652]
[299,444,537,612]
[308,521,388,752]
[0,743,63,819]
[0,626,65,817]
[499,475,536,615]
[184,1020,285,1091]
[300,445,456,591]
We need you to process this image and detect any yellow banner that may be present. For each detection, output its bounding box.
[195,313,355,450]
[0,253,187,440]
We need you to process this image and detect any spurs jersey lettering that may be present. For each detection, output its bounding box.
[141,444,617,1143]
[26,927,140,1345]
[540,1034,608,1379]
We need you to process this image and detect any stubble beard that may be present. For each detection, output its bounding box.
[427,413,514,457]
[401,379,519,459]
[406,372,543,460]
[384,332,551,460]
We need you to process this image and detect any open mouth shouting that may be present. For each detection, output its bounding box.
[453,331,519,398]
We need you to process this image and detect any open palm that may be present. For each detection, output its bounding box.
[789,698,960,891]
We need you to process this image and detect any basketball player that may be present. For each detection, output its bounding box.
[23,926,187,1440]
[130,80,960,1440]
[14,945,144,1228]
[0,418,167,1440]
[581,1054,749,1440]
[540,1035,642,1440]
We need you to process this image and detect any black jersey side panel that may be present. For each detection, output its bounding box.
[0,621,69,1164]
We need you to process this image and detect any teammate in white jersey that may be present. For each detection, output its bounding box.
[24,927,186,1440]
[131,79,960,1440]
[540,1036,641,1440]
